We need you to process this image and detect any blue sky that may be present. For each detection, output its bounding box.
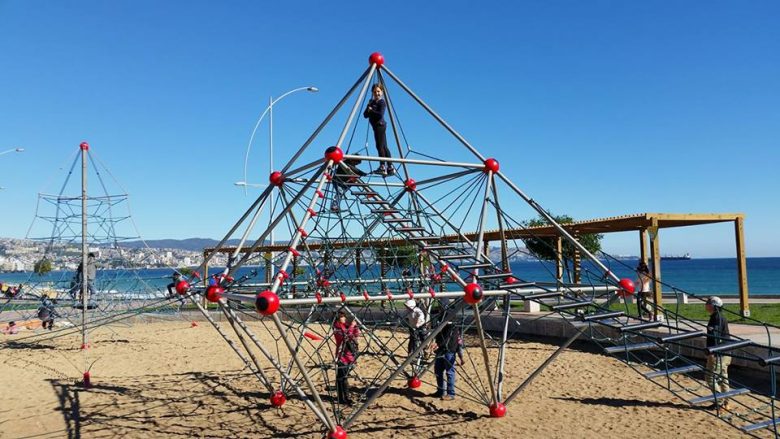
[0,1,778,257]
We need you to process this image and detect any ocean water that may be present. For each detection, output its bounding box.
[2,258,779,297]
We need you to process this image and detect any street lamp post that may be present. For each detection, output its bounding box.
[242,86,319,195]
[241,86,318,279]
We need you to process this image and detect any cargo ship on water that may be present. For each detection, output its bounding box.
[661,253,691,261]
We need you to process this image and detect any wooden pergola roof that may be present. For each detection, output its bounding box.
[205,213,744,255]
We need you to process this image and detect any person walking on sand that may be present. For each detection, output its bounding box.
[363,83,393,176]
[405,299,428,355]
[333,310,359,405]
[636,261,653,320]
[70,253,97,300]
[705,296,732,410]
[431,319,464,400]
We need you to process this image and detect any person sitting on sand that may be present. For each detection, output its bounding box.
[2,321,18,335]
[37,296,57,330]
[431,319,464,400]
[333,310,359,405]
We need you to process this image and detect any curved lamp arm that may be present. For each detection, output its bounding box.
[242,87,318,194]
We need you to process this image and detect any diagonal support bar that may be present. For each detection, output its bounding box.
[503,326,588,405]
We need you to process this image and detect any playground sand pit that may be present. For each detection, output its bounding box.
[0,319,746,438]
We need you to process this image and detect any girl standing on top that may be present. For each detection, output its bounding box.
[363,83,393,176]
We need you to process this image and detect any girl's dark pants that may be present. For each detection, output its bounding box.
[372,122,390,168]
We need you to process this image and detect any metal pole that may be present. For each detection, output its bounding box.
[281,68,370,174]
[504,326,588,405]
[471,304,498,405]
[344,301,470,428]
[495,170,621,284]
[492,183,511,399]
[216,301,331,427]
[341,153,483,169]
[217,301,274,392]
[271,313,336,430]
[269,95,275,281]
[186,294,270,390]
[335,64,377,148]
[80,143,88,349]
[381,66,485,162]
[376,70,409,179]
[473,171,494,277]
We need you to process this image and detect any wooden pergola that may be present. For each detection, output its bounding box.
[205,212,750,316]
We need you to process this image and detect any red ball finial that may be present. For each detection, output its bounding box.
[270,390,287,407]
[618,278,636,298]
[489,402,507,417]
[269,171,284,187]
[505,276,518,285]
[79,142,90,151]
[255,290,280,315]
[206,285,224,303]
[329,426,348,439]
[464,283,483,305]
[483,158,499,173]
[175,280,191,295]
[324,146,344,164]
[404,178,417,192]
[368,52,384,67]
[408,376,422,389]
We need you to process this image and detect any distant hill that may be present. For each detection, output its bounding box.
[120,238,244,252]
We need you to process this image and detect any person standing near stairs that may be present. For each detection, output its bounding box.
[705,296,731,410]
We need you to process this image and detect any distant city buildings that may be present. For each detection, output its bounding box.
[0,237,213,272]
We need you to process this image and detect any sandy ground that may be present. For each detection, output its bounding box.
[0,317,751,439]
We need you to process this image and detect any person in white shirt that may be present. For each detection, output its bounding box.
[405,299,428,355]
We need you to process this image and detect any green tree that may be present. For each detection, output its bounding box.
[523,214,602,280]
[376,245,418,270]
[33,258,53,276]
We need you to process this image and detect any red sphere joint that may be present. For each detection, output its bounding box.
[79,142,90,151]
[489,402,507,417]
[463,283,483,305]
[329,426,348,439]
[505,276,518,285]
[618,278,636,298]
[408,376,422,389]
[269,171,284,187]
[175,280,191,295]
[270,390,287,407]
[255,290,280,315]
[404,178,417,192]
[82,371,92,388]
[324,146,344,164]
[206,285,224,303]
[368,52,384,67]
[483,158,500,173]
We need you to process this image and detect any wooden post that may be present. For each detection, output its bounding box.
[639,229,648,265]
[555,236,563,285]
[735,217,750,317]
[355,249,361,277]
[648,219,663,319]
[264,251,272,284]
